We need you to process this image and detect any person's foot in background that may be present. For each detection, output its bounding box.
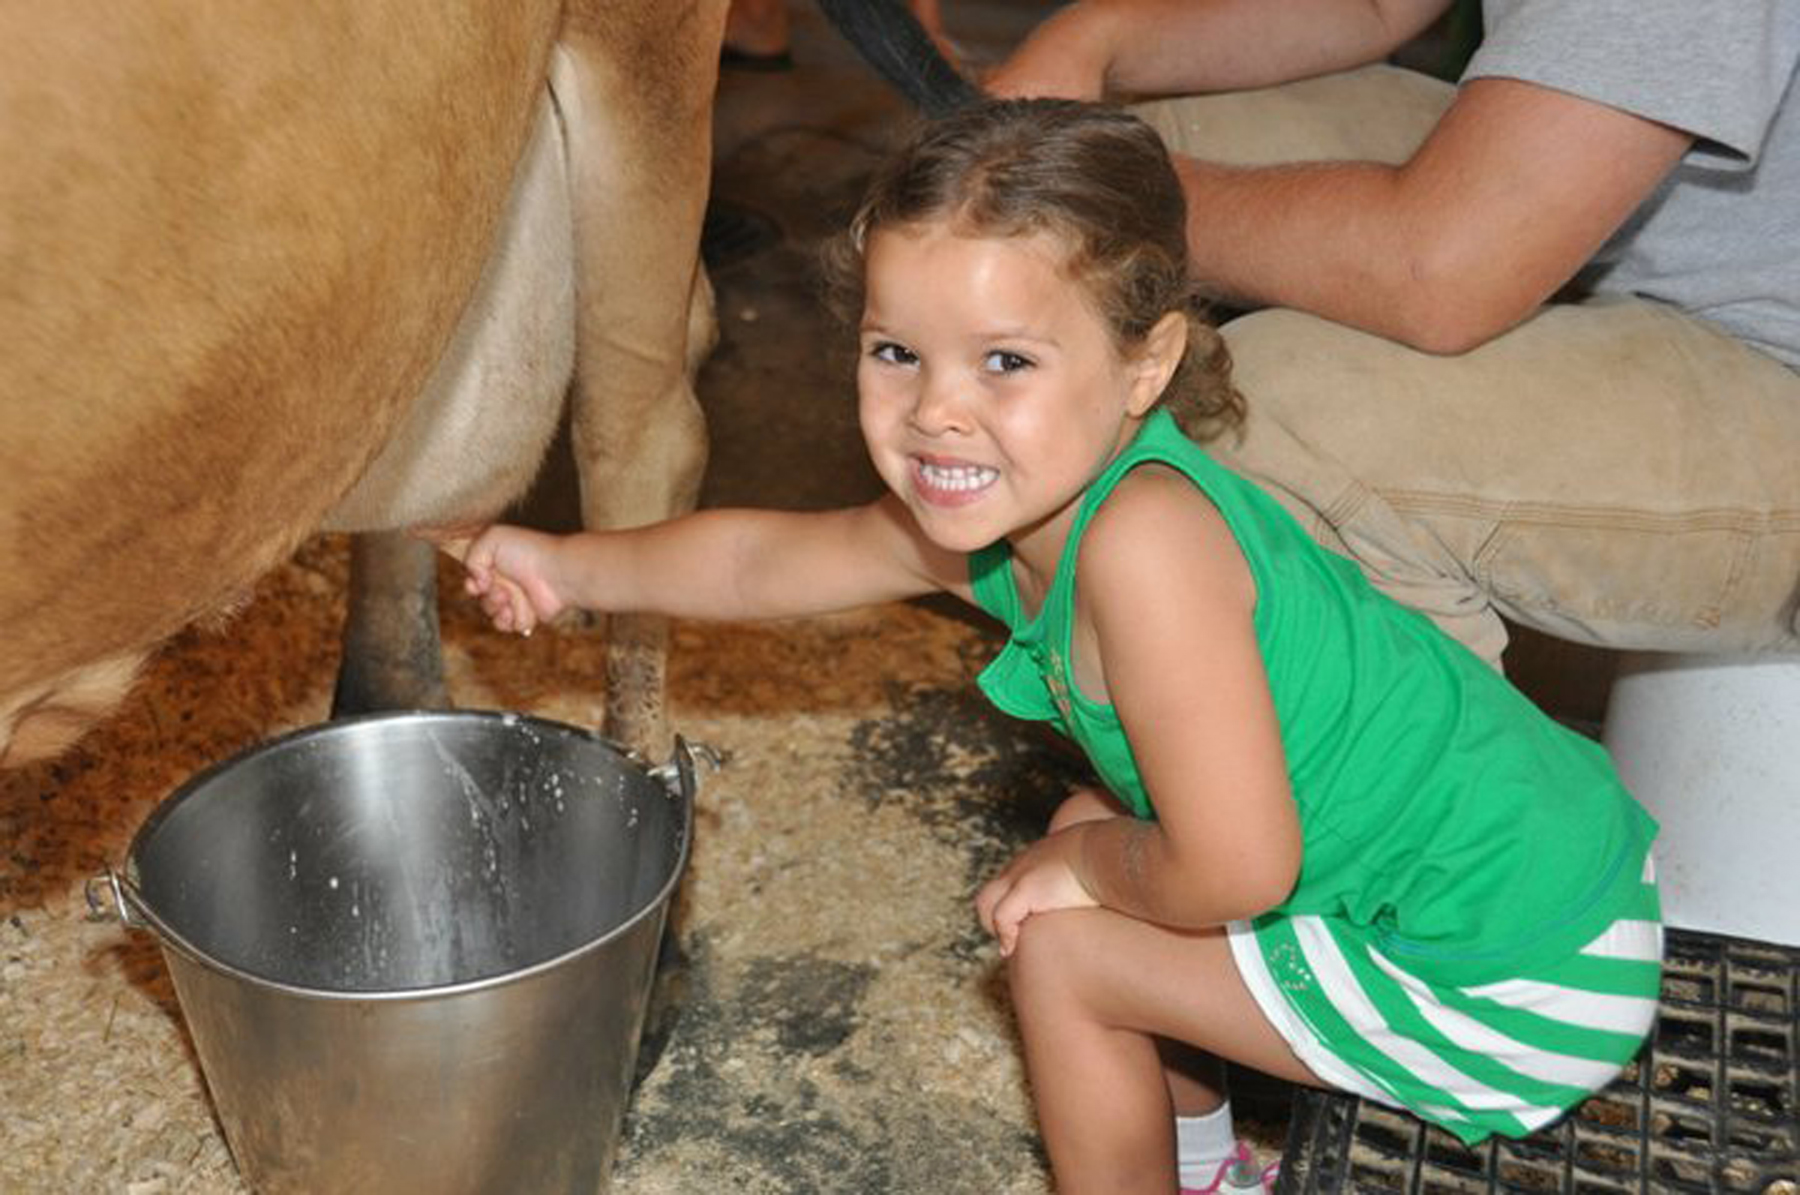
[908,0,964,66]
[723,0,793,70]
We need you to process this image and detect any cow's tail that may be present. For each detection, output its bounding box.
[815,0,980,118]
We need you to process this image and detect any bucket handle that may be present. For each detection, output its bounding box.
[85,867,148,928]
[85,865,236,972]
[648,735,721,803]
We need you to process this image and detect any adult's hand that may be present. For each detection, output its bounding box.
[984,2,1118,100]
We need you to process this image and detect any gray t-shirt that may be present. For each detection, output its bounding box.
[1466,0,1800,368]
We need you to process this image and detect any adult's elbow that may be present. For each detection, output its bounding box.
[1381,244,1540,355]
[1391,303,1505,355]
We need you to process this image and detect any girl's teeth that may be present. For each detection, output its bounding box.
[920,462,998,491]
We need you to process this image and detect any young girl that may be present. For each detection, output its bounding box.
[450,99,1662,1195]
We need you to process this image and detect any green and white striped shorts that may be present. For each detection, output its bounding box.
[1229,857,1662,1145]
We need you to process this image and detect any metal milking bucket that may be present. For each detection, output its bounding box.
[90,711,708,1194]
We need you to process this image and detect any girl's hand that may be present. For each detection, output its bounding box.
[975,826,1100,957]
[457,525,572,636]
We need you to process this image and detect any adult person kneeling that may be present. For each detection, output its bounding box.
[988,0,1800,670]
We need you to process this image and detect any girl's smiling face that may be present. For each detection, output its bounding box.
[857,222,1177,575]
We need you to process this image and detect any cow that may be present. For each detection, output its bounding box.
[0,1,730,766]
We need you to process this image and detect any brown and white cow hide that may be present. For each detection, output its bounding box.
[0,1,727,766]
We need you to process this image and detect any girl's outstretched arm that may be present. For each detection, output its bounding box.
[977,467,1301,952]
[448,494,971,634]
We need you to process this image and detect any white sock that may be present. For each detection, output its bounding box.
[1175,1100,1238,1188]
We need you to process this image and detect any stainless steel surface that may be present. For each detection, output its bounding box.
[115,711,696,1194]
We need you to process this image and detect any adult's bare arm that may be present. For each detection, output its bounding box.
[1179,78,1695,352]
[986,0,1452,101]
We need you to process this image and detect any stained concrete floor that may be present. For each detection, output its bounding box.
[0,4,1609,1191]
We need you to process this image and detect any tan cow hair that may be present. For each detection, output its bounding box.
[0,0,726,764]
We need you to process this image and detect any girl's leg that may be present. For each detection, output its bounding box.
[1007,907,1323,1194]
[1048,795,1236,1127]
[1160,1038,1227,1116]
[1050,794,1251,1116]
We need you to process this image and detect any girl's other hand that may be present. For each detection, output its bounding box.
[459,525,571,637]
[975,827,1100,957]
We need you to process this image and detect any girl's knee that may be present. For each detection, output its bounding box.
[1010,909,1071,973]
[1007,909,1104,1009]
[1048,785,1128,833]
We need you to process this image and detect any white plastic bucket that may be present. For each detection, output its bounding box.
[1603,652,1800,946]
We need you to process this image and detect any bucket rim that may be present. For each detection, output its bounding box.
[119,709,695,1003]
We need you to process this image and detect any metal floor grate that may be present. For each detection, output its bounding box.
[1276,928,1800,1193]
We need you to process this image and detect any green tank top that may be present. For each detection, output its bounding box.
[970,409,1656,984]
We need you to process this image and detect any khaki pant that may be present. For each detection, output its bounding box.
[1137,67,1800,666]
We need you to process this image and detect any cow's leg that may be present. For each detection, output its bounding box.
[552,2,726,755]
[592,274,717,752]
[332,531,448,716]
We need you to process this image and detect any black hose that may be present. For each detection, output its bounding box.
[815,0,981,118]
